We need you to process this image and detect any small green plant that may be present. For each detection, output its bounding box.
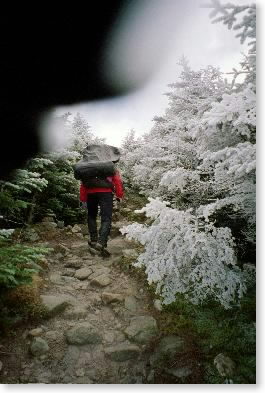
[0,234,51,289]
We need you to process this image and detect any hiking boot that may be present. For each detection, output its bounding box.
[88,241,98,249]
[100,247,111,258]
[88,240,101,256]
[94,243,111,258]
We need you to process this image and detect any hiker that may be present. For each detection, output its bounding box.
[79,170,124,257]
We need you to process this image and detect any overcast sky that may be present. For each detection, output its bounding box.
[49,0,253,148]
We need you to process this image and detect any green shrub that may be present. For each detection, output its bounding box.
[0,235,51,289]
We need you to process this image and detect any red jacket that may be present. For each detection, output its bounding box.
[80,171,124,202]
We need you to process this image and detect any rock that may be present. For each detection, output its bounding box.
[101,292,124,304]
[28,328,43,337]
[86,369,97,380]
[72,224,82,233]
[35,371,52,383]
[63,276,76,283]
[82,258,95,266]
[154,299,163,311]
[55,253,64,261]
[104,331,115,343]
[75,368,85,377]
[88,293,102,305]
[104,344,141,362]
[91,274,111,287]
[115,331,126,343]
[45,331,61,340]
[214,353,235,377]
[62,345,80,370]
[54,244,69,254]
[90,266,111,276]
[101,259,113,267]
[150,335,186,366]
[40,222,58,230]
[165,367,192,379]
[64,259,84,269]
[0,360,3,372]
[64,306,88,320]
[74,267,93,280]
[61,268,76,277]
[49,272,64,285]
[40,294,73,315]
[122,249,138,258]
[30,337,49,357]
[124,296,138,312]
[65,322,102,345]
[124,316,158,344]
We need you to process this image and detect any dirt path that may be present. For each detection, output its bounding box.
[1,212,202,384]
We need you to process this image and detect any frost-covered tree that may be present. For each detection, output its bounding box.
[121,2,256,308]
[67,112,104,154]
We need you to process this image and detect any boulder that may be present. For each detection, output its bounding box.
[40,222,58,230]
[91,274,111,287]
[49,273,64,285]
[30,337,49,356]
[64,306,88,320]
[28,328,43,337]
[54,244,70,254]
[72,224,82,233]
[150,335,186,366]
[88,293,102,306]
[40,294,74,315]
[65,322,102,345]
[45,330,61,341]
[104,344,141,361]
[124,316,158,344]
[64,259,84,269]
[74,267,93,280]
[124,296,138,312]
[214,353,235,377]
[101,292,124,304]
[61,268,76,277]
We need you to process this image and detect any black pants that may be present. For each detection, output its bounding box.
[87,192,113,247]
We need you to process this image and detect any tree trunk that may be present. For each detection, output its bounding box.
[27,193,37,224]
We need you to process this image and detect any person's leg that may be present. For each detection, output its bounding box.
[87,193,99,244]
[98,192,113,248]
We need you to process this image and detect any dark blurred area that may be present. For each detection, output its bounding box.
[0,2,132,180]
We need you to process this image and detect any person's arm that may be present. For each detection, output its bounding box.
[112,171,124,200]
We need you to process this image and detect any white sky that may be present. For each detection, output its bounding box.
[52,0,253,148]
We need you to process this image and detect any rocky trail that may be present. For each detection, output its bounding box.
[0,208,201,384]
